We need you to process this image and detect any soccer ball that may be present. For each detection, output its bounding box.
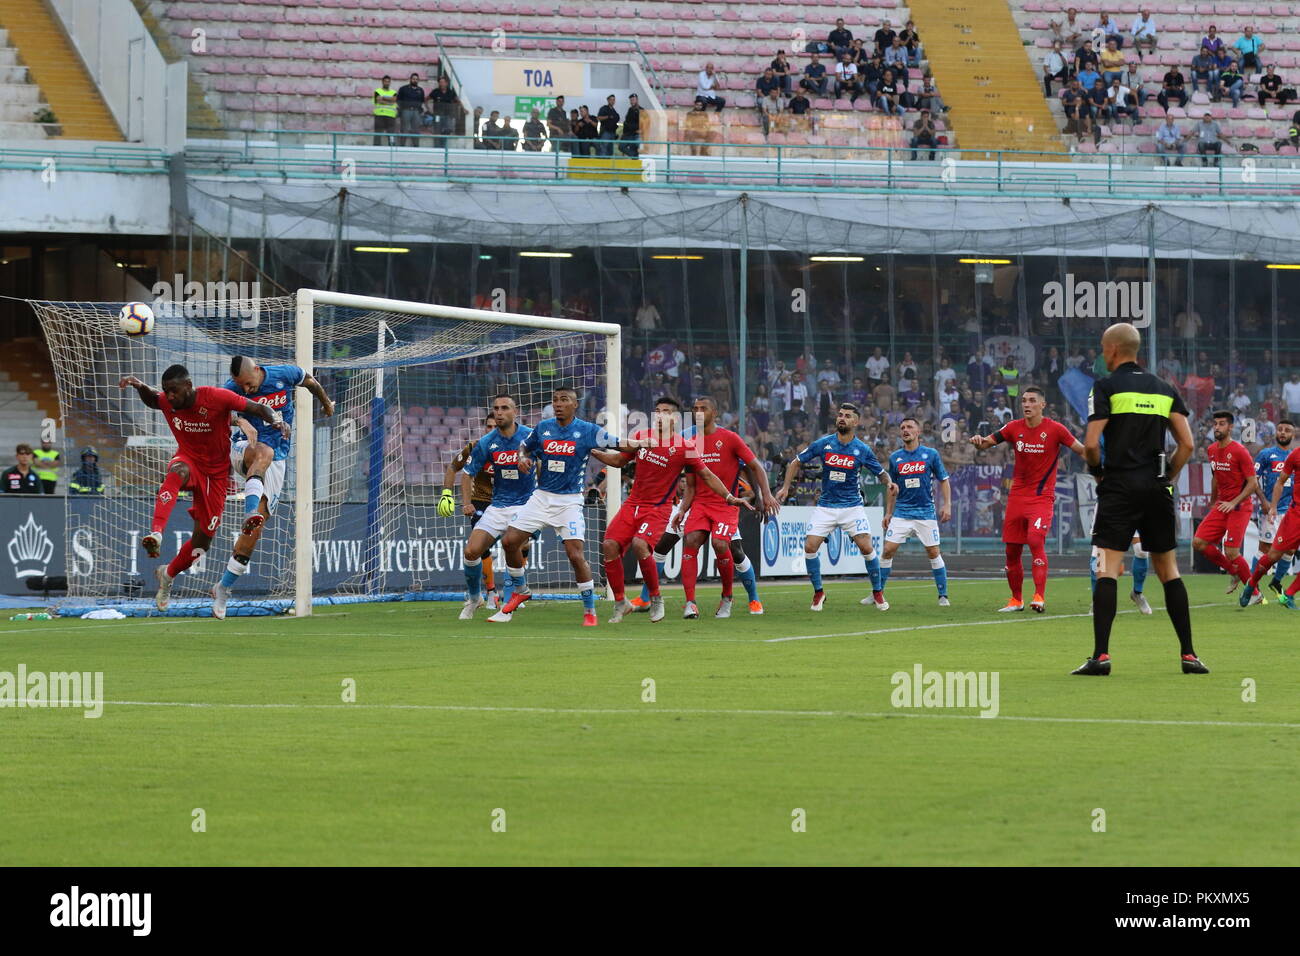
[119,302,155,336]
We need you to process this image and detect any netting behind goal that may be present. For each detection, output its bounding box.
[31,293,618,614]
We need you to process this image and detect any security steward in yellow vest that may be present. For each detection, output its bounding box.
[373,75,398,146]
[33,439,60,494]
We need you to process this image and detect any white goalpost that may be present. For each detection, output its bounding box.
[32,290,622,617]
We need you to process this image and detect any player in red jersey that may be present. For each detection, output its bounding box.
[1242,444,1300,607]
[120,365,288,612]
[970,386,1085,612]
[672,397,780,620]
[1193,410,1259,593]
[600,397,753,624]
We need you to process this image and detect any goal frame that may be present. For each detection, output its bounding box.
[292,289,623,617]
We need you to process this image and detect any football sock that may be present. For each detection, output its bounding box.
[734,555,759,602]
[1273,556,1292,582]
[717,551,734,598]
[151,471,184,534]
[1249,554,1275,588]
[1287,574,1300,597]
[1250,555,1260,578]
[1092,577,1117,658]
[508,565,528,596]
[167,537,204,578]
[930,555,948,597]
[605,556,626,602]
[1162,577,1195,656]
[1230,555,1252,584]
[865,551,882,592]
[681,549,699,602]
[805,552,823,592]
[1131,555,1148,594]
[1200,543,1234,574]
[639,555,661,597]
[464,556,483,600]
[1004,543,1024,601]
[219,553,249,590]
[1029,541,1048,596]
[482,554,495,592]
[878,556,894,591]
[578,579,595,612]
[243,476,264,515]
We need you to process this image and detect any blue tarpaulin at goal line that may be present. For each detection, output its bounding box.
[54,591,582,618]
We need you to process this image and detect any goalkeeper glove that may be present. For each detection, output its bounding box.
[437,488,456,517]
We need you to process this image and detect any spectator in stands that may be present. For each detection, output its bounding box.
[815,379,837,432]
[781,371,809,430]
[1284,373,1300,417]
[1218,61,1245,108]
[873,20,896,57]
[829,18,854,58]
[1075,57,1101,96]
[801,54,829,97]
[1086,78,1109,131]
[1093,12,1123,50]
[1190,46,1219,97]
[1154,115,1187,166]
[427,76,460,148]
[991,394,1014,426]
[1201,26,1224,57]
[873,377,896,414]
[481,110,503,148]
[1158,348,1183,381]
[1129,10,1157,60]
[521,110,546,151]
[835,53,863,102]
[620,94,643,157]
[499,115,520,151]
[33,438,59,494]
[900,21,922,67]
[695,62,726,112]
[896,351,918,383]
[1100,39,1127,86]
[1234,26,1263,73]
[915,76,945,114]
[1061,79,1092,142]
[1157,65,1188,110]
[1043,40,1070,98]
[1194,111,1231,166]
[596,94,620,156]
[866,347,889,388]
[1107,76,1138,126]
[771,51,794,94]
[899,371,923,409]
[3,444,40,494]
[1212,45,1236,87]
[68,447,104,496]
[850,37,870,67]
[1230,383,1251,415]
[1257,65,1295,109]
[372,75,398,146]
[1074,40,1099,77]
[885,37,909,75]
[758,67,782,101]
[759,87,785,135]
[860,55,884,100]
[1051,7,1088,48]
[574,106,598,155]
[396,73,425,146]
[546,95,571,152]
[910,108,937,160]
[848,376,869,406]
[788,89,812,119]
[877,69,904,116]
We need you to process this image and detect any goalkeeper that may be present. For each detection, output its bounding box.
[441,412,501,608]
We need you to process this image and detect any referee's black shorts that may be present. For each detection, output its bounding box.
[1092,471,1178,553]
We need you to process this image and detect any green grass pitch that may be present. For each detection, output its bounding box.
[1,575,1296,866]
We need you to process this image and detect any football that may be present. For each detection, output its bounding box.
[118,302,155,336]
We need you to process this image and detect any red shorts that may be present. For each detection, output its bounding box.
[168,454,230,535]
[684,499,740,540]
[1270,509,1300,554]
[605,501,673,552]
[1195,505,1251,549]
[1003,494,1054,544]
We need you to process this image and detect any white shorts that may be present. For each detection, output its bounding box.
[231,440,287,515]
[509,489,585,541]
[808,505,871,539]
[474,503,521,540]
[885,516,941,546]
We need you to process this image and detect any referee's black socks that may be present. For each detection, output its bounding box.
[1092,578,1117,658]
[1162,577,1195,657]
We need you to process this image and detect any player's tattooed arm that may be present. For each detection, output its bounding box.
[302,373,335,418]
[241,397,291,440]
[775,457,801,505]
[118,375,160,409]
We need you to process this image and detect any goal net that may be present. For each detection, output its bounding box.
[30,290,621,617]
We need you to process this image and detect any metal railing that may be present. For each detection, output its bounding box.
[0,143,169,173]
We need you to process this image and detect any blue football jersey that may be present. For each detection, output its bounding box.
[797,434,883,508]
[467,425,535,507]
[524,417,619,495]
[1256,445,1294,515]
[889,445,949,520]
[224,363,305,462]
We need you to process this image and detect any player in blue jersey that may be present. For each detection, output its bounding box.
[775,402,897,611]
[1252,419,1296,595]
[454,394,536,620]
[489,385,625,626]
[211,356,334,620]
[877,416,952,606]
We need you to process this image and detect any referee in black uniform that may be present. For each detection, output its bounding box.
[1076,322,1207,676]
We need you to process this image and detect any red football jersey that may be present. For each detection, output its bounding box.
[691,427,756,506]
[1281,449,1300,508]
[625,429,697,506]
[1208,439,1255,510]
[158,385,248,473]
[996,417,1077,497]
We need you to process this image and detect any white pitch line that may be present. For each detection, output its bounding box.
[30,699,1300,730]
[766,603,1223,642]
